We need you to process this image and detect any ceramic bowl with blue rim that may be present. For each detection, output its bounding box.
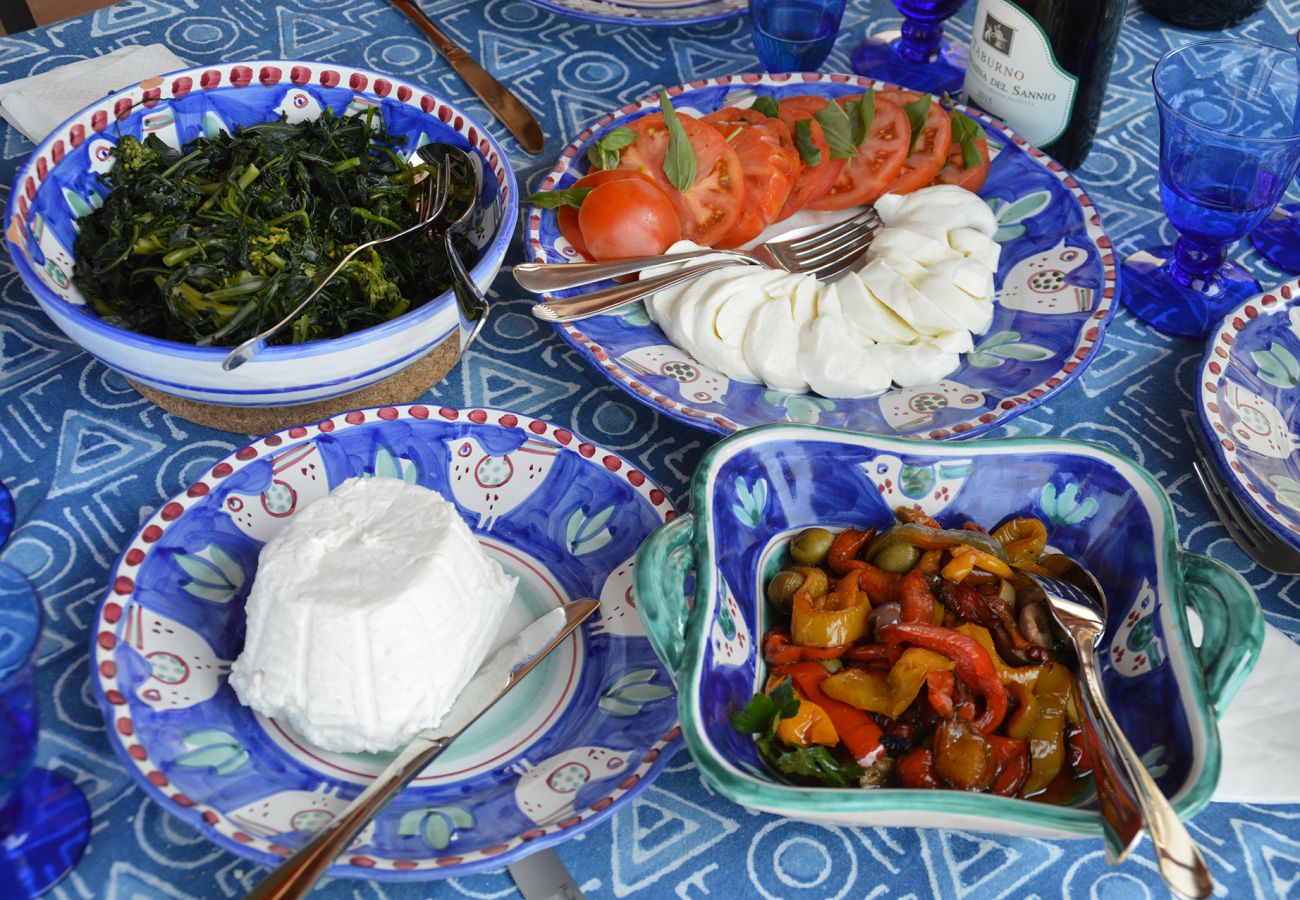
[523,0,745,27]
[1197,278,1300,551]
[89,405,680,880]
[4,61,516,410]
[526,73,1119,437]
[633,425,1262,834]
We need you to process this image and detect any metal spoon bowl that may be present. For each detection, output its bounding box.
[1020,557,1214,899]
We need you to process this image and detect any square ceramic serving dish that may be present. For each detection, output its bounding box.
[633,425,1263,837]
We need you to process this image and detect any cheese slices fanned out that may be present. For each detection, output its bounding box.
[641,185,1002,398]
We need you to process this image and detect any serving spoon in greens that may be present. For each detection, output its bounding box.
[221,151,451,371]
[416,143,490,352]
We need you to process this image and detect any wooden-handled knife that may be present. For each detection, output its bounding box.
[386,0,545,154]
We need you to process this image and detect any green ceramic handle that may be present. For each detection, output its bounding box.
[1179,551,1264,711]
[633,513,696,684]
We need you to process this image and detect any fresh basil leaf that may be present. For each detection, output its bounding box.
[949,109,987,170]
[766,743,865,787]
[730,690,777,734]
[814,100,857,160]
[524,187,593,210]
[903,94,932,154]
[851,91,876,147]
[585,125,639,171]
[659,90,697,192]
[750,95,781,119]
[794,119,823,166]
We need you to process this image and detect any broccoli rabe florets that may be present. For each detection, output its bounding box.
[109,136,161,181]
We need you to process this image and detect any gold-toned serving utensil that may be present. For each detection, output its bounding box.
[386,0,545,154]
[1019,558,1214,899]
[243,599,599,900]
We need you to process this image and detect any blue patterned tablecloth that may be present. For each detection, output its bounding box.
[1,1,1298,897]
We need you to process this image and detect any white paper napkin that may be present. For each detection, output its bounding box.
[1211,623,1300,804]
[0,44,188,144]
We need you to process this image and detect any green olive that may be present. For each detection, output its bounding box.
[789,527,835,566]
[873,541,922,574]
[766,569,805,612]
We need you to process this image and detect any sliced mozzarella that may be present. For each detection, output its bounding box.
[831,273,917,343]
[949,227,1002,270]
[877,341,963,387]
[876,185,998,236]
[689,269,784,380]
[744,296,809,393]
[798,315,891,397]
[859,258,966,337]
[869,227,961,268]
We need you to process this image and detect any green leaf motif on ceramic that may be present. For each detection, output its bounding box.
[899,464,935,500]
[1040,481,1098,526]
[369,446,418,483]
[731,476,768,527]
[175,729,249,775]
[175,545,244,604]
[967,330,1054,369]
[398,805,474,851]
[620,303,651,326]
[764,390,834,424]
[1251,342,1300,389]
[1140,744,1169,780]
[987,191,1051,243]
[566,504,615,555]
[600,668,674,717]
[1268,475,1300,510]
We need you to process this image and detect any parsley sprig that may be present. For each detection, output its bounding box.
[730,677,865,788]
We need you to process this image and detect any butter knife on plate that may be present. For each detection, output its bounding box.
[244,599,599,900]
[385,0,546,154]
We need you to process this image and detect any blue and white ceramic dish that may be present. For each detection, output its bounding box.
[1198,278,1300,551]
[634,425,1262,834]
[90,405,679,880]
[5,61,516,409]
[524,0,744,27]
[526,73,1119,437]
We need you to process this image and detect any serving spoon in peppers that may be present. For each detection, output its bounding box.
[1019,558,1213,899]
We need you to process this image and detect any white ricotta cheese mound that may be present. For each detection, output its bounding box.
[229,476,516,754]
[642,184,1002,398]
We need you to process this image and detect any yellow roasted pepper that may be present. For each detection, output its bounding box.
[820,648,954,718]
[955,623,1044,689]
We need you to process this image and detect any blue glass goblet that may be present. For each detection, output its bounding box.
[0,481,90,897]
[851,0,968,96]
[1122,39,1300,338]
[750,0,847,72]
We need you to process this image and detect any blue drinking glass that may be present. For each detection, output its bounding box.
[1122,39,1300,338]
[1250,32,1300,274]
[0,481,90,897]
[851,0,968,96]
[749,0,847,72]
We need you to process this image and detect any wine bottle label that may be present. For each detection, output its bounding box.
[963,0,1079,148]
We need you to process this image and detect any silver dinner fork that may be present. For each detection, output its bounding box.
[1192,457,1300,575]
[523,208,883,323]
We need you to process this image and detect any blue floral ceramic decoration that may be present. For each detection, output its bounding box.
[1198,278,1300,551]
[523,0,745,27]
[90,405,680,881]
[526,73,1119,437]
[633,426,1263,835]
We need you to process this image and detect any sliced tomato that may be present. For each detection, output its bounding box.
[556,168,662,259]
[702,109,799,247]
[617,112,745,246]
[807,94,910,211]
[578,177,682,260]
[776,96,847,220]
[934,134,991,192]
[876,89,953,195]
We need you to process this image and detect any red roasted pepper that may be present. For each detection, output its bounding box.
[899,570,936,623]
[827,527,873,574]
[896,746,940,788]
[858,564,902,604]
[777,661,885,765]
[987,735,1030,797]
[926,669,955,718]
[877,622,1009,734]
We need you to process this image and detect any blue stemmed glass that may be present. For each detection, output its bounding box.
[1122,39,1300,338]
[851,0,967,96]
[749,0,846,72]
[1249,32,1300,273]
[0,481,90,897]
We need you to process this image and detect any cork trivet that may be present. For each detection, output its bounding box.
[130,332,462,434]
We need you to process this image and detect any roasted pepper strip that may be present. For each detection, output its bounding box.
[866,523,1010,562]
[777,661,885,765]
[1021,661,1072,796]
[988,734,1031,797]
[775,698,841,748]
[899,570,936,623]
[858,564,902,604]
[954,624,1044,689]
[827,527,873,574]
[792,571,870,648]
[896,747,940,788]
[763,629,848,666]
[927,669,956,717]
[992,517,1049,564]
[820,648,954,718]
[1005,681,1041,740]
[877,623,1009,734]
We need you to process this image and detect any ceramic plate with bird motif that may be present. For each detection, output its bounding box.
[1198,279,1300,551]
[525,73,1119,438]
[90,406,680,881]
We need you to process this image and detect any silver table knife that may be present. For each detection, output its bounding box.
[245,599,599,900]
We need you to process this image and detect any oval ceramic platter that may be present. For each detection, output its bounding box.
[524,0,744,27]
[90,405,680,880]
[525,74,1119,438]
[1198,278,1300,551]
